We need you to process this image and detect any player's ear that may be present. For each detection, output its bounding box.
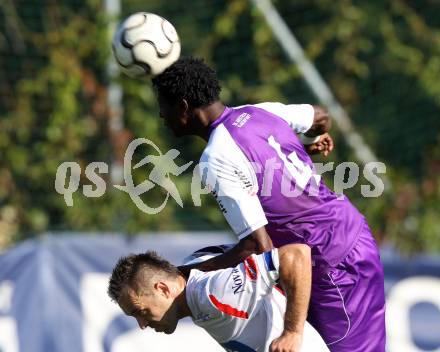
[179,99,190,120]
[154,281,171,298]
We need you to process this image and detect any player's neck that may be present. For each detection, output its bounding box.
[175,276,193,319]
[193,101,225,141]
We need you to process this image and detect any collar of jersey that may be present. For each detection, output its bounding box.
[209,106,232,133]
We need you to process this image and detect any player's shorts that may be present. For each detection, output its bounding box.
[307,221,386,352]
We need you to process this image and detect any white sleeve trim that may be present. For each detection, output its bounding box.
[237,219,269,240]
[200,124,268,239]
[255,249,280,288]
[252,102,315,134]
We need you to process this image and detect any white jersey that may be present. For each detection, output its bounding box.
[185,249,329,352]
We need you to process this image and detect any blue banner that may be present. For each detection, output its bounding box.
[0,234,439,352]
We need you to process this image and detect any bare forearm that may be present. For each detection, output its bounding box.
[279,244,312,334]
[182,243,253,273]
[179,227,273,275]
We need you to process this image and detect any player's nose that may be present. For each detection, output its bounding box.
[136,317,148,330]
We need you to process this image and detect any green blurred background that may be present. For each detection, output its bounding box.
[1,0,440,252]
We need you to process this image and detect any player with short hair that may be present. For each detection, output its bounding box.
[151,57,385,351]
[108,245,329,352]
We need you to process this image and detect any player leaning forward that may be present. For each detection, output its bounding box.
[108,246,329,351]
[152,57,386,352]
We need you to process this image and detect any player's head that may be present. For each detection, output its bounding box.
[108,251,184,334]
[152,56,221,137]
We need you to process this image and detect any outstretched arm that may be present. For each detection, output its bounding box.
[270,244,312,352]
[185,135,273,276]
[178,227,273,276]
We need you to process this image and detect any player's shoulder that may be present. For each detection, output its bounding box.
[201,102,278,162]
[200,123,242,166]
[232,102,281,110]
[232,102,284,115]
[186,271,213,312]
[186,270,228,324]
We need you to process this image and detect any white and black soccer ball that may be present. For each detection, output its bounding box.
[112,12,181,77]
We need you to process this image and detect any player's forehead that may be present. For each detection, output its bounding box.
[118,286,141,315]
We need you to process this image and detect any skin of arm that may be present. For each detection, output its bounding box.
[269,243,312,352]
[303,106,334,157]
[178,227,273,276]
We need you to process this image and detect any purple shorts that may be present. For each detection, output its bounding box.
[307,222,386,352]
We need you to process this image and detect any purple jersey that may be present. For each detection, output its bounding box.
[200,104,365,267]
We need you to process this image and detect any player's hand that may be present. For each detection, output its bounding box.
[269,331,303,352]
[304,133,334,157]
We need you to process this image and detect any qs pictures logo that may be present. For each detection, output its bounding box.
[55,138,193,215]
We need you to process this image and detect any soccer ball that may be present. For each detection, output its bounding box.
[112,12,181,77]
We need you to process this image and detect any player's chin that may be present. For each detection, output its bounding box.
[166,126,182,138]
[163,326,176,335]
[173,129,188,138]
[171,124,192,138]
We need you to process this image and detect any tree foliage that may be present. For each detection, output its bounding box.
[1,0,439,252]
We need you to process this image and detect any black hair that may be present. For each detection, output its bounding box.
[152,56,221,108]
[107,251,180,302]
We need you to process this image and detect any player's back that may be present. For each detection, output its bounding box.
[202,104,365,267]
[185,250,329,352]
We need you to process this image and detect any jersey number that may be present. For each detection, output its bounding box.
[268,135,316,190]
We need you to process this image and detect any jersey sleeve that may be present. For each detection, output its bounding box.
[199,126,268,239]
[256,249,280,287]
[254,102,315,134]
